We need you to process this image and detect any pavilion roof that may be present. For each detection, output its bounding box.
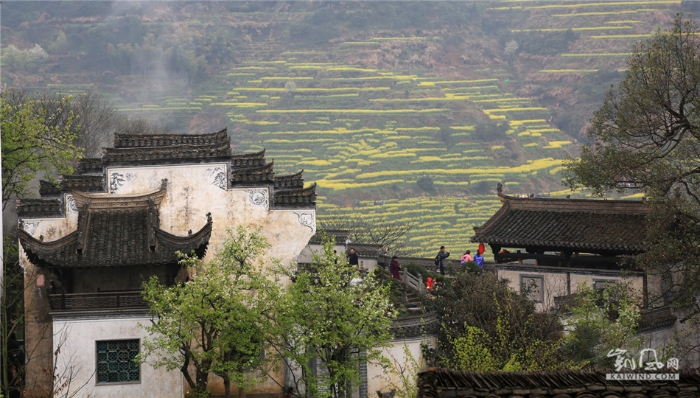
[472,193,652,255]
[19,181,211,268]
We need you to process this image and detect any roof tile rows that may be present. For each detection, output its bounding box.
[272,183,317,209]
[274,170,305,191]
[17,199,63,218]
[472,194,651,255]
[18,129,317,267]
[19,188,212,268]
[418,368,700,398]
[231,162,274,186]
[113,129,228,148]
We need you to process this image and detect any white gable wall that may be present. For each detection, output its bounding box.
[22,162,316,397]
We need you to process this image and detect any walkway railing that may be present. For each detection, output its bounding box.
[401,270,425,294]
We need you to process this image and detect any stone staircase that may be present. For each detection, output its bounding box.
[400,270,425,315]
[404,285,423,315]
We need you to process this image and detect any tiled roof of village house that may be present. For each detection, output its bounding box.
[21,129,315,219]
[417,368,700,398]
[39,176,105,197]
[274,170,305,191]
[39,180,61,197]
[76,158,103,174]
[17,198,63,218]
[231,149,267,168]
[103,128,233,165]
[231,162,275,186]
[103,141,233,165]
[309,230,351,245]
[272,183,317,209]
[60,175,104,192]
[19,181,212,268]
[471,193,651,255]
[113,129,229,148]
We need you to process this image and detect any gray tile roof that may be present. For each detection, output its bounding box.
[417,368,700,398]
[19,184,211,268]
[472,194,652,255]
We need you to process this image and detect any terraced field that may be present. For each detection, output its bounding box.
[491,0,681,74]
[9,0,683,256]
[112,55,580,255]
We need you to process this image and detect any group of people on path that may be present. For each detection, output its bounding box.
[346,242,486,284]
[435,245,484,275]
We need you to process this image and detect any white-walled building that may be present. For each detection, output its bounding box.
[19,129,317,397]
[471,187,687,365]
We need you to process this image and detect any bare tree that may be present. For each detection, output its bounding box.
[318,215,416,255]
[50,325,95,398]
[69,92,118,157]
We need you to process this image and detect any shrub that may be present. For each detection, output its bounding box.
[416,175,435,192]
[403,262,445,284]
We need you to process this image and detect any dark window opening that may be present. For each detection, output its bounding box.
[96,339,140,384]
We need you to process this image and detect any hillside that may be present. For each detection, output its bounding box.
[1,1,689,256]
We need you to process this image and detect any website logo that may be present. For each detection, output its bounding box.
[605,348,679,381]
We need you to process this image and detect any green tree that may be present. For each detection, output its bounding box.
[1,90,83,209]
[562,282,642,368]
[140,227,280,398]
[1,238,22,398]
[425,271,572,371]
[270,237,397,398]
[563,14,700,353]
[438,125,454,148]
[473,121,509,142]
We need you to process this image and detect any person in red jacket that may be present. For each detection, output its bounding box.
[389,256,402,281]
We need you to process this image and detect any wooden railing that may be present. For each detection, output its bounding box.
[401,270,424,294]
[48,291,147,312]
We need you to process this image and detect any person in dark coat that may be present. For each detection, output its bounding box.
[389,256,402,281]
[436,246,450,275]
[347,247,359,266]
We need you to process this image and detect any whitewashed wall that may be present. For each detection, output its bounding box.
[368,337,433,397]
[497,265,644,312]
[21,162,317,397]
[106,163,315,266]
[52,316,182,398]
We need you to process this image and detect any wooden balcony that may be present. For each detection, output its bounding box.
[48,291,148,313]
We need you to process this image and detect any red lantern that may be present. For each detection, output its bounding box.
[478,243,485,255]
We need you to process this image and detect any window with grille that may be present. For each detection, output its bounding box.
[96,339,140,384]
[520,275,544,303]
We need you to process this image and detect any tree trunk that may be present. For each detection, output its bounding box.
[196,366,210,397]
[223,374,231,398]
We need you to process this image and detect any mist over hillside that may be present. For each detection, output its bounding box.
[2,1,690,255]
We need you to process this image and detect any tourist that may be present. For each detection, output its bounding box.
[283,387,294,398]
[474,251,484,269]
[389,256,402,281]
[347,247,359,266]
[436,246,450,275]
[460,250,472,264]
